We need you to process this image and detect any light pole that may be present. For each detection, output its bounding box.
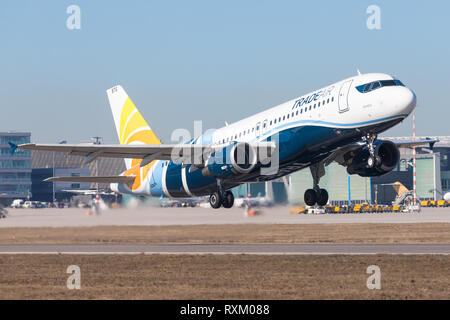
[91,137,102,194]
[413,110,416,205]
[52,151,55,203]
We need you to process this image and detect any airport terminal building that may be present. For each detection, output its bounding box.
[0,133,126,205]
[0,132,32,205]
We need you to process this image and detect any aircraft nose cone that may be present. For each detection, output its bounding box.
[395,87,417,115]
[401,88,417,114]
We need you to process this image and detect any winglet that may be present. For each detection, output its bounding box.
[426,137,437,150]
[8,142,17,155]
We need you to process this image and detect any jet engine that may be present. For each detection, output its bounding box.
[346,140,400,177]
[202,142,259,177]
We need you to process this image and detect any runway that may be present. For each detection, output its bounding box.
[1,243,449,255]
[2,206,450,227]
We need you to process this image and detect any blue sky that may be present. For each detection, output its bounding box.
[0,0,449,143]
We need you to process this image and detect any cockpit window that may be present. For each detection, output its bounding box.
[363,83,371,93]
[370,81,381,90]
[380,80,396,87]
[356,79,405,93]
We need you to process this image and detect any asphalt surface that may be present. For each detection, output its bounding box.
[0,243,449,255]
[1,206,450,227]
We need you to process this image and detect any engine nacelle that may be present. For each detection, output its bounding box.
[202,142,258,177]
[346,140,400,177]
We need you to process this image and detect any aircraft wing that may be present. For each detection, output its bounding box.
[17,142,275,168]
[44,176,136,184]
[18,143,217,166]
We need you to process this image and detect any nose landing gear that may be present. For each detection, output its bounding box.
[364,132,379,168]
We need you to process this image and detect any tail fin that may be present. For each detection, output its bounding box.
[106,85,161,170]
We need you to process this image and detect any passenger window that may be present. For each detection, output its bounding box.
[318,102,320,107]
[300,109,303,114]
[291,112,294,117]
[296,111,298,116]
[327,98,330,103]
[283,116,285,120]
[270,120,272,125]
[287,114,290,119]
[278,117,281,122]
[331,97,334,102]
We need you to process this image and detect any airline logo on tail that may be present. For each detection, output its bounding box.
[107,85,161,191]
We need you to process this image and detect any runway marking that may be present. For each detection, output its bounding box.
[0,252,449,255]
[1,243,450,255]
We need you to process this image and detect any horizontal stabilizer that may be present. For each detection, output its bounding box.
[44,176,136,184]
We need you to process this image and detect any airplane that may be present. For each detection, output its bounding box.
[15,72,437,208]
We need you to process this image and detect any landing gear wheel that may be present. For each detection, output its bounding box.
[209,192,222,209]
[367,156,375,168]
[316,189,329,206]
[304,189,317,206]
[222,191,234,209]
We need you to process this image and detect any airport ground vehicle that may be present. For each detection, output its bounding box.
[421,199,450,207]
[22,201,46,209]
[22,201,35,208]
[294,203,396,214]
[11,199,24,208]
[437,200,450,207]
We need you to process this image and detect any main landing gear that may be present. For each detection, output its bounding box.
[304,162,329,207]
[209,180,234,209]
[304,188,328,206]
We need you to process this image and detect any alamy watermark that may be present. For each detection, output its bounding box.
[67,265,81,290]
[169,121,280,176]
[366,265,381,290]
[366,5,381,30]
[66,5,81,30]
